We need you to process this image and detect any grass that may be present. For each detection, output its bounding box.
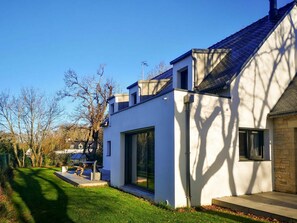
[0,168,269,223]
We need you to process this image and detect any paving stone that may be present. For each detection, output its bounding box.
[213,192,297,222]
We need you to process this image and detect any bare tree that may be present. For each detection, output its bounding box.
[21,88,61,167]
[58,65,115,160]
[0,88,61,167]
[0,92,24,167]
[145,61,172,80]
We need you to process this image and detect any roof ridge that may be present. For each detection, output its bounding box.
[209,1,295,50]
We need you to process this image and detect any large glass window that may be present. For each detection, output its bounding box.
[125,129,154,191]
[239,129,264,161]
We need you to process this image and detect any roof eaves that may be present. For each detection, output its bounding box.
[170,49,192,65]
[127,81,138,89]
[152,68,173,80]
[107,95,115,101]
[198,83,227,94]
[269,110,297,118]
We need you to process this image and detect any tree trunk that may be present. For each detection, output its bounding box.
[38,155,43,167]
[13,144,22,167]
[30,154,36,167]
[38,145,43,167]
[92,130,98,155]
[21,148,26,168]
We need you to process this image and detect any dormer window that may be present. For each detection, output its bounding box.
[110,103,114,114]
[178,68,188,90]
[131,92,137,105]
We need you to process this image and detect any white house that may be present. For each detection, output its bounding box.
[102,0,297,208]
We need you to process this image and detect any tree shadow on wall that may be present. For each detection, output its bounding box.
[177,11,297,207]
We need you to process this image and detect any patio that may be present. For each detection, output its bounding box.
[55,169,110,188]
[212,192,297,222]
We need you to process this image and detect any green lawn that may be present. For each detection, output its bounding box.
[2,168,267,223]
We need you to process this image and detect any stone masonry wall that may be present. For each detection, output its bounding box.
[273,115,297,193]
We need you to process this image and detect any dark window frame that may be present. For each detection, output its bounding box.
[110,103,114,114]
[106,141,111,156]
[179,68,188,90]
[125,128,155,192]
[131,92,137,105]
[239,128,265,161]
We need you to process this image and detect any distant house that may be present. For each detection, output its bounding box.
[103,1,297,208]
[55,140,94,155]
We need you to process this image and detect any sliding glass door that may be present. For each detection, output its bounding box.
[125,129,154,191]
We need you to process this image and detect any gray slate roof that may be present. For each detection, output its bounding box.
[197,2,295,93]
[269,74,297,117]
[152,68,173,80]
[128,2,296,100]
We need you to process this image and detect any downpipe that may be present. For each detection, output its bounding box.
[184,94,194,208]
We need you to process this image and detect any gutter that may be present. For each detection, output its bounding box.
[192,53,197,90]
[268,111,297,118]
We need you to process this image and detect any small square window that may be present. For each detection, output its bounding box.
[106,141,111,156]
[239,129,265,161]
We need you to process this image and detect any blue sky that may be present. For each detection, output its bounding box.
[0,0,293,97]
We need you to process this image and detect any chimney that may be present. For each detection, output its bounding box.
[269,0,278,20]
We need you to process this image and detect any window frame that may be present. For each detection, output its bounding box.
[106,141,111,156]
[110,103,114,114]
[125,128,155,192]
[131,92,137,105]
[178,68,188,90]
[239,128,265,161]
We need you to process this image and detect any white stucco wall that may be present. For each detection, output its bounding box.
[103,5,297,209]
[231,5,297,199]
[233,5,297,129]
[173,89,274,207]
[104,91,176,205]
[233,4,297,192]
[172,6,297,207]
[174,90,235,207]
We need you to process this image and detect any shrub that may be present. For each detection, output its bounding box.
[0,167,13,188]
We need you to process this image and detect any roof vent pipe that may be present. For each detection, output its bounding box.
[269,0,278,20]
